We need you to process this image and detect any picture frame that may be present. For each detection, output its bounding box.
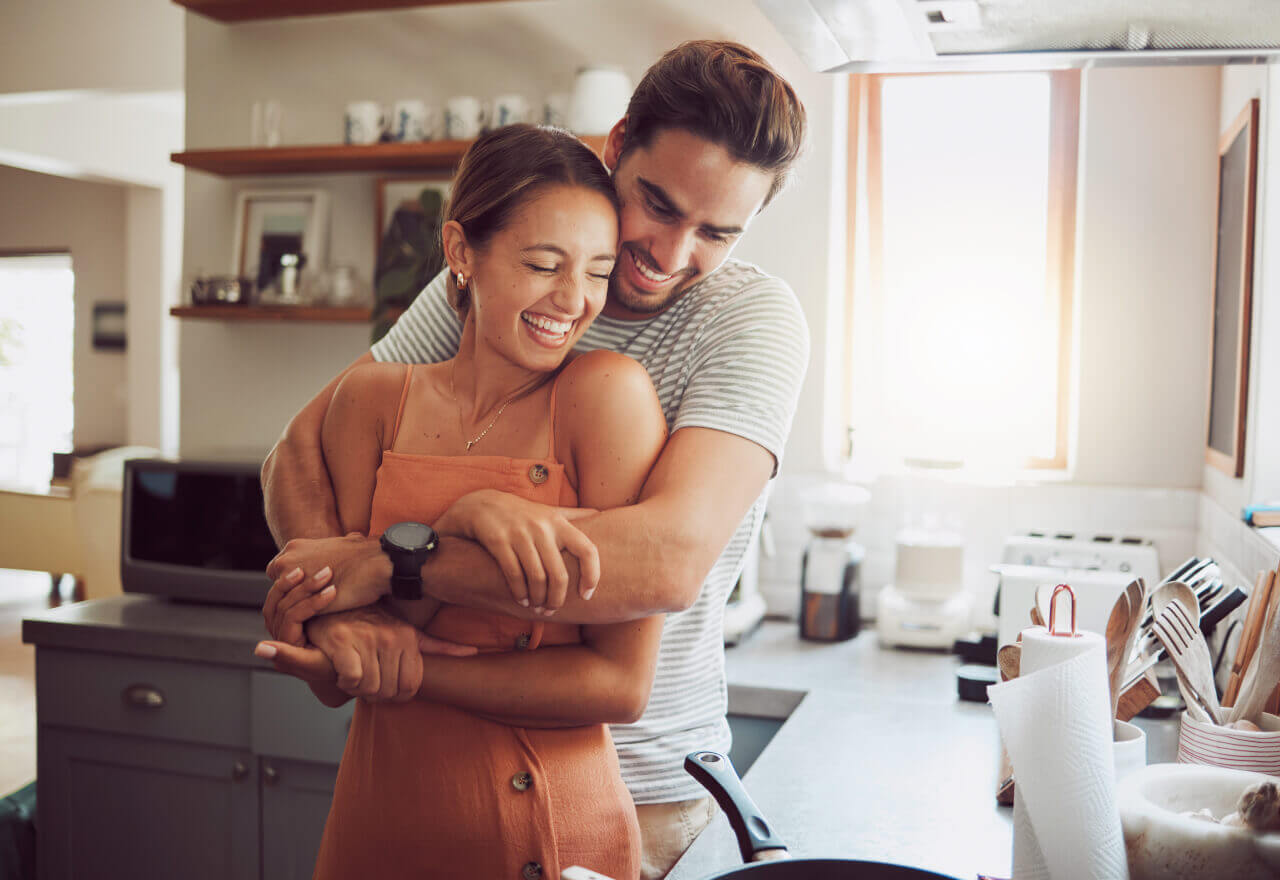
[372,176,452,339]
[1206,98,1259,478]
[231,189,330,294]
[91,302,126,351]
[374,176,452,259]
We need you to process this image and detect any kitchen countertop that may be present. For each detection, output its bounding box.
[670,620,1180,880]
[22,598,1178,879]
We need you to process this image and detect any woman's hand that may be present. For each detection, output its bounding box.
[433,489,601,613]
[263,533,392,643]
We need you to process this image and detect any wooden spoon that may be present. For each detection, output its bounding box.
[1229,589,1280,725]
[1105,587,1133,719]
[998,643,1022,682]
[1107,578,1147,720]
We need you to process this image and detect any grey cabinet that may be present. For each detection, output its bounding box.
[33,647,353,880]
[260,758,341,880]
[38,729,259,880]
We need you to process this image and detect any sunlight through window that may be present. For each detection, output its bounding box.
[0,253,74,488]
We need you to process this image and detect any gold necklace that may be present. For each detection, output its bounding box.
[450,362,517,453]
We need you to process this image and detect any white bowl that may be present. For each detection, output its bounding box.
[1117,763,1280,880]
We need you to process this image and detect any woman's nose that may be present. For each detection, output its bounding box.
[551,274,588,314]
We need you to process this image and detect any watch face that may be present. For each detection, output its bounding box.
[385,521,436,551]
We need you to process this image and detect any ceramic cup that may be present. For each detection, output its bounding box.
[1114,719,1148,782]
[344,101,386,145]
[391,99,428,142]
[568,66,632,135]
[1177,711,1280,774]
[492,93,530,128]
[444,95,487,140]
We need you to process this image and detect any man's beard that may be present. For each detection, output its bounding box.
[607,250,694,316]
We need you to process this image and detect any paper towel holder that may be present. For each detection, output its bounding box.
[1047,583,1079,637]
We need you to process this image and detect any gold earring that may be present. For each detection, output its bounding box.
[456,271,467,290]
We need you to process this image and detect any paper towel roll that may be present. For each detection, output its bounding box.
[988,626,1128,879]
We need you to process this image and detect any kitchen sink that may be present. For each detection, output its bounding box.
[725,684,805,774]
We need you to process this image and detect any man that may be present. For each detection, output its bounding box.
[258,40,809,879]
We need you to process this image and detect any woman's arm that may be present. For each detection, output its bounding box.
[303,362,409,706]
[415,350,668,723]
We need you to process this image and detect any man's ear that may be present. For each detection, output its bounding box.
[440,220,472,280]
[602,117,627,171]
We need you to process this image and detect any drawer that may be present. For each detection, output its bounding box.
[251,671,353,765]
[36,649,250,749]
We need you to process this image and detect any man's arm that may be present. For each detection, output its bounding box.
[424,425,774,621]
[261,351,375,545]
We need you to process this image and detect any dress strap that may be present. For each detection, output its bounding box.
[387,364,414,451]
[545,367,568,462]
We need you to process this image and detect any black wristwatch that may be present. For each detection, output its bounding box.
[379,521,439,600]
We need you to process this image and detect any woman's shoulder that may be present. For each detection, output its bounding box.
[333,361,412,411]
[557,349,653,398]
[555,350,664,437]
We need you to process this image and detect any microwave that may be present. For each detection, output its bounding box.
[121,458,277,606]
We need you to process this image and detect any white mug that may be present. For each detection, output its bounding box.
[444,95,487,140]
[568,66,632,135]
[492,94,530,128]
[344,101,386,145]
[392,99,428,142]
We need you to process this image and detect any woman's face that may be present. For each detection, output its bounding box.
[465,184,618,372]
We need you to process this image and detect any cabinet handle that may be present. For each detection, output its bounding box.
[232,761,249,781]
[263,765,279,786]
[122,683,166,709]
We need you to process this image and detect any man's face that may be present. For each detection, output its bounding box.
[603,126,775,319]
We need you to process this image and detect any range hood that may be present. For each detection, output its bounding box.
[754,0,1280,72]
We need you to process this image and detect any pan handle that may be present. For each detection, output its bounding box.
[684,751,789,864]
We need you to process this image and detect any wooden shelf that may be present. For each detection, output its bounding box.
[170,305,379,323]
[174,0,519,24]
[172,136,606,176]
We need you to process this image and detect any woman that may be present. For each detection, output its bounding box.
[307,125,667,879]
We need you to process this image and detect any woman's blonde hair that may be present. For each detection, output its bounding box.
[444,124,618,317]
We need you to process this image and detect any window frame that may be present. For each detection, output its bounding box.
[844,70,1081,471]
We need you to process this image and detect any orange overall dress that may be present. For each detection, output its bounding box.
[312,366,641,880]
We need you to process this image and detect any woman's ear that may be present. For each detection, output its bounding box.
[602,117,627,171]
[441,220,472,280]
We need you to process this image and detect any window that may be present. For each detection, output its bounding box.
[0,252,74,488]
[845,71,1079,473]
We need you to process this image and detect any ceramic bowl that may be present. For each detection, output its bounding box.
[1117,763,1280,880]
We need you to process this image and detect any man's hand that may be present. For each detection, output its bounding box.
[256,605,477,702]
[262,533,391,643]
[434,488,602,613]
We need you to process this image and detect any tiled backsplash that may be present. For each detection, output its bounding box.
[760,472,1203,629]
[1197,494,1280,592]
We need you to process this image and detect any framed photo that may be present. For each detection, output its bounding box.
[1206,98,1259,478]
[231,189,330,293]
[91,302,126,351]
[373,177,452,327]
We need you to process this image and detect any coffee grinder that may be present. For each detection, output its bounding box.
[799,482,869,642]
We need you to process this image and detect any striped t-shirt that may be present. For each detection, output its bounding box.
[371,259,810,803]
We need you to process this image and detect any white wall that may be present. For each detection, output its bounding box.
[178,0,840,461]
[1071,65,1220,487]
[0,0,183,96]
[1,2,185,455]
[0,165,128,448]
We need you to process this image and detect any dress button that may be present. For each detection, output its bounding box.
[521,862,543,880]
[511,771,533,791]
[528,463,549,485]
[514,632,532,651]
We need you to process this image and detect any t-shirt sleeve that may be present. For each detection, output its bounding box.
[671,279,810,476]
[369,268,462,364]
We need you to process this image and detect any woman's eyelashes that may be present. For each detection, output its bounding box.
[523,262,613,283]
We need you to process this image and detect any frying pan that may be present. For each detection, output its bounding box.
[563,751,963,880]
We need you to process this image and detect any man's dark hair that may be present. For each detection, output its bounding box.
[620,40,807,207]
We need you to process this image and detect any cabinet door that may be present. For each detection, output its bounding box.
[260,757,340,880]
[38,728,258,880]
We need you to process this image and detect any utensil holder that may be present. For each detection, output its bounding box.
[1176,711,1280,774]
